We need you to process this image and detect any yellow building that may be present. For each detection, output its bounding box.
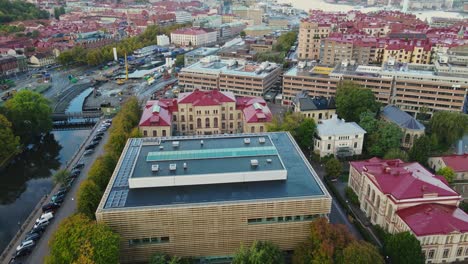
[232,6,263,25]
[297,20,331,60]
[139,89,273,137]
[96,132,332,263]
[383,41,432,64]
[292,91,336,123]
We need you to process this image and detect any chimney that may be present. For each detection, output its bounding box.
[457,140,464,155]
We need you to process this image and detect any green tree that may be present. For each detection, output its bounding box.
[345,186,359,206]
[436,167,456,184]
[430,111,468,146]
[174,54,184,68]
[46,214,120,264]
[384,232,425,264]
[52,169,71,186]
[335,81,379,123]
[460,201,468,213]
[240,31,246,38]
[359,112,403,157]
[408,135,432,165]
[295,118,316,150]
[150,253,170,264]
[325,158,342,179]
[274,31,297,52]
[0,114,20,164]
[342,240,383,264]
[232,241,284,264]
[87,154,117,192]
[4,90,52,143]
[384,148,408,161]
[77,179,102,220]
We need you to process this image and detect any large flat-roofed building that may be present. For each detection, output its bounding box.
[96,132,332,263]
[183,47,220,67]
[179,56,281,97]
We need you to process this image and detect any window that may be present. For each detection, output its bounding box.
[143,130,147,136]
[266,217,275,222]
[294,216,301,221]
[238,113,241,119]
[162,130,166,137]
[251,127,255,133]
[230,113,233,120]
[181,115,185,122]
[457,247,463,256]
[205,118,210,128]
[354,142,357,148]
[260,126,264,132]
[213,117,218,128]
[189,115,193,122]
[285,216,292,222]
[189,124,193,130]
[222,113,226,120]
[443,249,449,258]
[277,217,284,222]
[327,144,331,150]
[197,118,202,128]
[181,124,185,131]
[152,131,156,137]
[161,237,170,243]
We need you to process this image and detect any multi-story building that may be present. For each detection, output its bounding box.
[428,154,468,200]
[0,55,19,76]
[170,28,217,47]
[29,52,55,67]
[179,56,281,97]
[320,38,353,66]
[292,91,336,123]
[139,89,272,136]
[96,132,332,263]
[349,158,468,264]
[380,105,425,149]
[314,114,366,157]
[156,35,170,46]
[232,6,263,25]
[183,47,219,67]
[297,20,331,60]
[174,11,192,24]
[382,40,432,64]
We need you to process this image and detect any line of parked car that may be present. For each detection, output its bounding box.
[10,119,112,263]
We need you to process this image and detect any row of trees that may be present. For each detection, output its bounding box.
[58,23,190,66]
[46,97,142,264]
[0,0,49,23]
[266,112,316,151]
[0,90,53,164]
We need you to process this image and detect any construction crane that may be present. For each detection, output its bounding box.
[116,53,129,85]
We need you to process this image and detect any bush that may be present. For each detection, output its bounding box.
[345,186,359,206]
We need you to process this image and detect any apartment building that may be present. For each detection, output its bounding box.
[292,91,336,123]
[170,28,217,47]
[179,56,281,97]
[382,40,433,64]
[320,38,353,66]
[297,19,331,60]
[139,89,272,136]
[428,154,468,200]
[0,55,19,76]
[183,47,219,67]
[232,6,263,25]
[96,133,332,263]
[349,158,468,264]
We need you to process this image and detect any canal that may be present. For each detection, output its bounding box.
[0,88,93,252]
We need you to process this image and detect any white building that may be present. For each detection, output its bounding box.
[156,35,170,46]
[314,114,366,157]
[174,11,192,24]
[171,28,217,47]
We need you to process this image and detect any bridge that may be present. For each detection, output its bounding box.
[51,111,102,130]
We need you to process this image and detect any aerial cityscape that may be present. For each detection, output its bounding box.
[0,0,467,263]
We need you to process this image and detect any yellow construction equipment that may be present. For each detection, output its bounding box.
[116,52,129,85]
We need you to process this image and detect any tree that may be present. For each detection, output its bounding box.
[274,31,297,52]
[295,118,316,150]
[0,114,20,164]
[325,158,342,179]
[384,232,425,264]
[408,135,432,165]
[46,214,120,264]
[430,111,468,146]
[384,148,408,161]
[342,240,383,264]
[150,253,170,264]
[87,154,117,192]
[77,180,102,220]
[335,81,379,123]
[174,54,184,68]
[72,241,95,264]
[359,112,403,157]
[345,186,359,206]
[52,169,71,186]
[436,167,456,184]
[4,90,52,143]
[232,241,284,264]
[240,31,246,38]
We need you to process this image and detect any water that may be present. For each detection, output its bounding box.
[278,0,467,20]
[0,129,90,252]
[66,87,93,113]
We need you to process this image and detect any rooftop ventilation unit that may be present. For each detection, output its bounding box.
[183,162,187,169]
[244,138,251,144]
[259,137,266,144]
[169,164,177,171]
[200,140,204,146]
[250,159,259,167]
[151,164,159,172]
[172,141,180,148]
[266,159,272,163]
[159,146,164,150]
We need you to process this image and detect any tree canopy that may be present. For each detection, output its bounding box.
[232,241,284,264]
[408,135,432,165]
[4,90,52,143]
[325,158,342,179]
[383,148,408,161]
[52,169,71,186]
[342,240,384,264]
[174,54,185,68]
[267,112,316,150]
[429,111,468,146]
[0,113,20,164]
[77,179,102,219]
[384,232,424,264]
[335,81,380,123]
[46,214,120,264]
[0,0,49,23]
[436,167,456,184]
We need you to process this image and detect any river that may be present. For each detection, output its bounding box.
[0,88,93,253]
[278,0,467,20]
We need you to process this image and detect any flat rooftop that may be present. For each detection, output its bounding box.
[101,132,329,210]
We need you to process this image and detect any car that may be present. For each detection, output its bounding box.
[57,187,68,194]
[95,132,104,137]
[42,202,60,213]
[35,212,54,224]
[93,135,103,141]
[14,247,32,258]
[70,169,81,177]
[97,128,107,133]
[29,225,46,235]
[51,193,65,204]
[104,119,112,124]
[72,162,85,170]
[91,139,100,145]
[16,240,34,252]
[66,177,75,187]
[33,220,49,229]
[24,232,41,242]
[85,144,96,151]
[83,149,94,156]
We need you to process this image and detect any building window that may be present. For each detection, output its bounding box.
[443,249,449,258]
[457,247,463,256]
[230,123,233,129]
[230,113,233,120]
[143,130,147,136]
[152,131,156,137]
[181,115,185,122]
[189,115,193,122]
[189,124,193,130]
[162,130,166,137]
[238,113,241,119]
[181,124,185,131]
[197,118,202,128]
[354,142,357,148]
[260,126,264,132]
[205,118,210,128]
[327,144,331,150]
[222,113,226,120]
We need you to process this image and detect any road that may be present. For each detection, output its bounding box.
[2,123,109,264]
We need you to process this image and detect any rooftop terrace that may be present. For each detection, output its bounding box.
[101,132,329,210]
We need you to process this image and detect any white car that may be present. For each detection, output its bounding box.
[35,212,54,224]
[16,240,35,251]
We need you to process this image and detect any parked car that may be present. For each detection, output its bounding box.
[95,132,104,137]
[42,202,60,213]
[104,119,112,124]
[83,149,94,156]
[72,162,85,170]
[29,225,46,235]
[56,187,68,195]
[70,169,81,177]
[14,247,32,258]
[85,144,96,151]
[97,128,107,133]
[35,212,54,225]
[51,192,65,204]
[33,220,49,230]
[24,232,41,242]
[91,139,100,146]
[93,135,103,141]
[16,240,34,252]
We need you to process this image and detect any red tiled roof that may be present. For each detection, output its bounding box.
[178,89,235,106]
[397,203,468,236]
[139,100,172,127]
[236,97,272,123]
[440,154,468,173]
[350,157,459,201]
